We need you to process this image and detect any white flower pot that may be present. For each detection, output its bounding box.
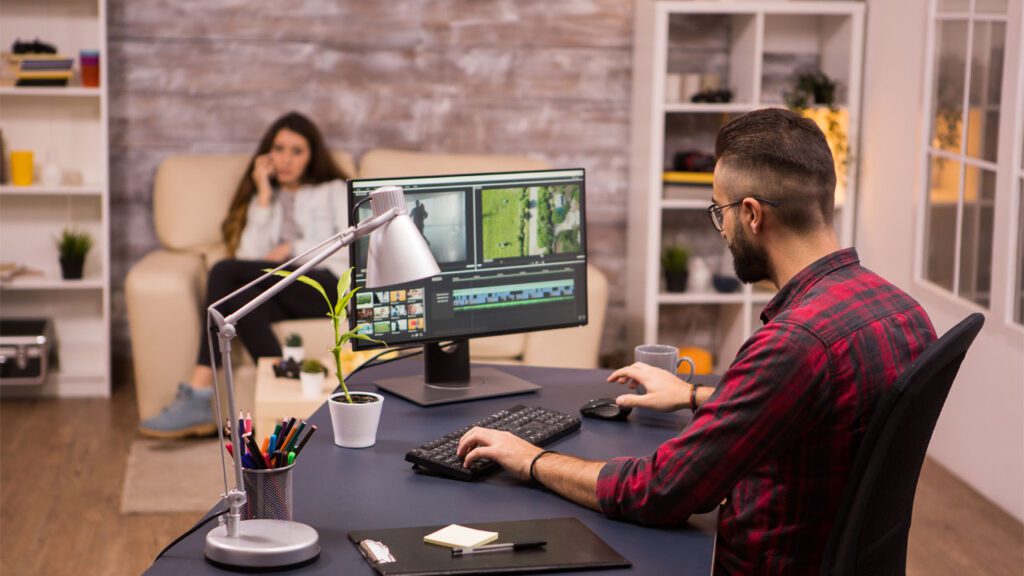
[299,371,325,397]
[327,392,384,448]
[282,345,304,363]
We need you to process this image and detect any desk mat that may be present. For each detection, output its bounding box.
[348,516,630,575]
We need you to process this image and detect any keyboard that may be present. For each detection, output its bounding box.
[405,404,582,481]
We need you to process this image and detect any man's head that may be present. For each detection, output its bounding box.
[712,108,837,283]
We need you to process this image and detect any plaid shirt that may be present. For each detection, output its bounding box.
[597,248,935,574]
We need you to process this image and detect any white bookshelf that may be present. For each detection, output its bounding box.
[627,0,864,372]
[0,0,110,397]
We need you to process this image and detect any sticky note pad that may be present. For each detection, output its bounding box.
[423,524,499,548]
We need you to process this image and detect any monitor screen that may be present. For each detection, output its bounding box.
[348,167,588,346]
[346,168,588,405]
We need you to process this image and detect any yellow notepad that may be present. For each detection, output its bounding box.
[422,524,499,548]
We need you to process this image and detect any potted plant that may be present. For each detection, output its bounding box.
[784,69,849,185]
[299,358,327,397]
[270,268,386,448]
[662,245,690,292]
[55,228,92,280]
[282,332,304,364]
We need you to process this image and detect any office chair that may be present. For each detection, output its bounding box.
[821,312,985,576]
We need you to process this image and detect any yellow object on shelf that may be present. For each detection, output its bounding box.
[663,171,714,185]
[9,150,33,186]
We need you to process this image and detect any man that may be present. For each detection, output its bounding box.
[457,108,936,574]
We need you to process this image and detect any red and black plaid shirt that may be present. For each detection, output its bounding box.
[597,248,936,574]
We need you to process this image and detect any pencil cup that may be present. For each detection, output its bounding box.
[240,463,294,521]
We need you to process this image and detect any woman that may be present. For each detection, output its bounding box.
[140,112,350,438]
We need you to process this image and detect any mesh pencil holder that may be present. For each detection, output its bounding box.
[240,463,295,521]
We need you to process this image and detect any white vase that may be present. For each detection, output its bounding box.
[689,256,712,292]
[328,392,384,448]
[299,371,325,397]
[282,345,304,363]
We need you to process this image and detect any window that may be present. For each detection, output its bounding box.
[921,0,1015,314]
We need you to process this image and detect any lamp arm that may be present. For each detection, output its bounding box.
[207,207,402,325]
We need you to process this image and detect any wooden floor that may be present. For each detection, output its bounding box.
[1,381,1022,576]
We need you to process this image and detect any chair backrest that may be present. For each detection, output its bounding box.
[821,313,985,576]
[153,152,357,251]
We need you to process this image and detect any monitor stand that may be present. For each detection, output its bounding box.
[373,340,540,406]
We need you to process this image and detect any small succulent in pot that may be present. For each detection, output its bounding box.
[300,358,326,375]
[55,228,93,280]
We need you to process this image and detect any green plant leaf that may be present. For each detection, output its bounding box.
[265,269,332,309]
[334,268,353,316]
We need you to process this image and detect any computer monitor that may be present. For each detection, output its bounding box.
[348,168,588,406]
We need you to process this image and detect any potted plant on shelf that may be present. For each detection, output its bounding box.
[299,358,327,398]
[784,69,849,185]
[55,228,93,280]
[662,245,690,292]
[269,267,386,448]
[282,332,304,364]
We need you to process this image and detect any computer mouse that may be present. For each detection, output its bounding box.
[580,398,632,421]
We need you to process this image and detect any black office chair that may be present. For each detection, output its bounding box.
[821,313,985,576]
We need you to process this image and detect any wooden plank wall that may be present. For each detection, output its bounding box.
[107,0,635,364]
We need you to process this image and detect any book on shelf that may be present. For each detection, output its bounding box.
[1,53,73,86]
[662,171,713,186]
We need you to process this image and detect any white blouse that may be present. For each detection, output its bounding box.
[236,179,350,278]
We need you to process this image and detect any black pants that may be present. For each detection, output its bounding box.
[197,259,339,367]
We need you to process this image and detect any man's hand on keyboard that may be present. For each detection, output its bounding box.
[608,362,692,413]
[457,427,542,481]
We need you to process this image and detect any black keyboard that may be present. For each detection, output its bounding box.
[405,404,582,481]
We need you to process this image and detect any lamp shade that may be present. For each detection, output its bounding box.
[366,186,441,288]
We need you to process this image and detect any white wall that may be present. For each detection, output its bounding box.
[859,0,1024,521]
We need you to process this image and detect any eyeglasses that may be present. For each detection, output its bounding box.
[706,196,781,232]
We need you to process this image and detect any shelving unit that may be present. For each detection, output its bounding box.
[0,0,110,397]
[627,0,864,372]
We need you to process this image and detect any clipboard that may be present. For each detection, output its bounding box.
[348,517,631,575]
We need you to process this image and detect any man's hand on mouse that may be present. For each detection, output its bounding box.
[608,362,692,413]
[457,427,542,480]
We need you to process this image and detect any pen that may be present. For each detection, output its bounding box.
[285,421,306,453]
[451,540,546,556]
[292,424,317,457]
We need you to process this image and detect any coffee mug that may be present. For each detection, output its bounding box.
[634,344,696,393]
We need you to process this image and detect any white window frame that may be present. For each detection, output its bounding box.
[915,0,1024,333]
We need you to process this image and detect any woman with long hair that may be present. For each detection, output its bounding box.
[140,111,351,438]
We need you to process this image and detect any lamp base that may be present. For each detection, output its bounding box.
[205,519,320,569]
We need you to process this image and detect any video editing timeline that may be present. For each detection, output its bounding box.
[348,169,588,348]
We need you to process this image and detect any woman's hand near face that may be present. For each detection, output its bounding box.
[263,242,291,263]
[607,362,691,413]
[252,154,274,206]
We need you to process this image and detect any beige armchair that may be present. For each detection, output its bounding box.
[126,149,608,421]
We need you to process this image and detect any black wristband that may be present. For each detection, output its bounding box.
[690,384,700,412]
[529,450,557,484]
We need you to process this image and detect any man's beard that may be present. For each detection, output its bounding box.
[728,221,772,284]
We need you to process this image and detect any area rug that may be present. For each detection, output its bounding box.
[120,439,226,513]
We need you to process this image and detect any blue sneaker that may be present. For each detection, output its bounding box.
[139,383,217,439]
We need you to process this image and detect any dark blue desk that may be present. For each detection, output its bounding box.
[146,361,718,574]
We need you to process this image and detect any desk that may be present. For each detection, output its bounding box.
[146,361,718,575]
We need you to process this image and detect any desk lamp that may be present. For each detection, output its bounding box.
[204,186,439,569]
